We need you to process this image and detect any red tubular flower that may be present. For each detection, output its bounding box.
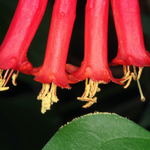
[31,0,77,113]
[110,0,150,100]
[0,0,48,90]
[66,0,121,108]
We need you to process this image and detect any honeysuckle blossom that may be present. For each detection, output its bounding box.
[1,0,149,113]
[0,0,48,90]
[66,0,122,108]
[31,0,77,113]
[110,0,150,100]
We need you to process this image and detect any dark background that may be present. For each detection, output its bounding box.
[0,0,150,149]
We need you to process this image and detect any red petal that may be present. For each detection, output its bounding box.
[0,0,48,74]
[110,0,150,67]
[32,0,77,88]
[68,0,120,84]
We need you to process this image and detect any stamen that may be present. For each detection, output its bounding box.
[0,69,19,91]
[0,69,3,79]
[89,80,100,98]
[49,82,59,103]
[123,65,130,79]
[123,65,127,75]
[3,69,10,79]
[37,84,50,100]
[77,78,100,108]
[123,74,132,89]
[12,71,19,86]
[0,79,9,91]
[3,69,14,87]
[137,67,143,80]
[121,65,145,101]
[82,100,97,108]
[121,66,143,88]
[0,69,10,91]
[79,78,90,99]
[37,82,59,114]
[132,66,137,80]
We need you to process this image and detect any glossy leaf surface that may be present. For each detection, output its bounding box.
[43,113,150,150]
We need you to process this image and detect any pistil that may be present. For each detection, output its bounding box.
[121,65,145,101]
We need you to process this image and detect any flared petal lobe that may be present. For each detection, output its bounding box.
[110,0,150,67]
[32,0,77,89]
[0,0,48,74]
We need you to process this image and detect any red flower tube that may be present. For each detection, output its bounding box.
[66,0,121,108]
[110,0,150,100]
[0,0,48,90]
[31,0,77,113]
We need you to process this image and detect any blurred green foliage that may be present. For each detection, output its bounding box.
[0,0,150,149]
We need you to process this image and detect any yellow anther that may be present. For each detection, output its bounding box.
[82,100,97,108]
[0,79,5,86]
[0,69,3,79]
[0,69,10,91]
[0,86,9,91]
[77,96,97,103]
[41,93,52,114]
[37,82,59,114]
[77,78,100,108]
[89,80,99,98]
[12,71,19,86]
[0,78,9,91]
[37,84,50,100]
[49,82,59,103]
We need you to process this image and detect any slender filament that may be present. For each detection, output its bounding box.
[77,78,100,108]
[0,69,19,91]
[121,65,145,101]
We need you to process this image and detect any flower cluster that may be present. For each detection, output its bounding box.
[1,0,149,113]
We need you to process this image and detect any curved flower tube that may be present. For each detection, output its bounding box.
[110,0,150,100]
[66,0,121,108]
[0,0,48,90]
[31,0,77,113]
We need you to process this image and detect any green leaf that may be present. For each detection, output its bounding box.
[43,113,150,150]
